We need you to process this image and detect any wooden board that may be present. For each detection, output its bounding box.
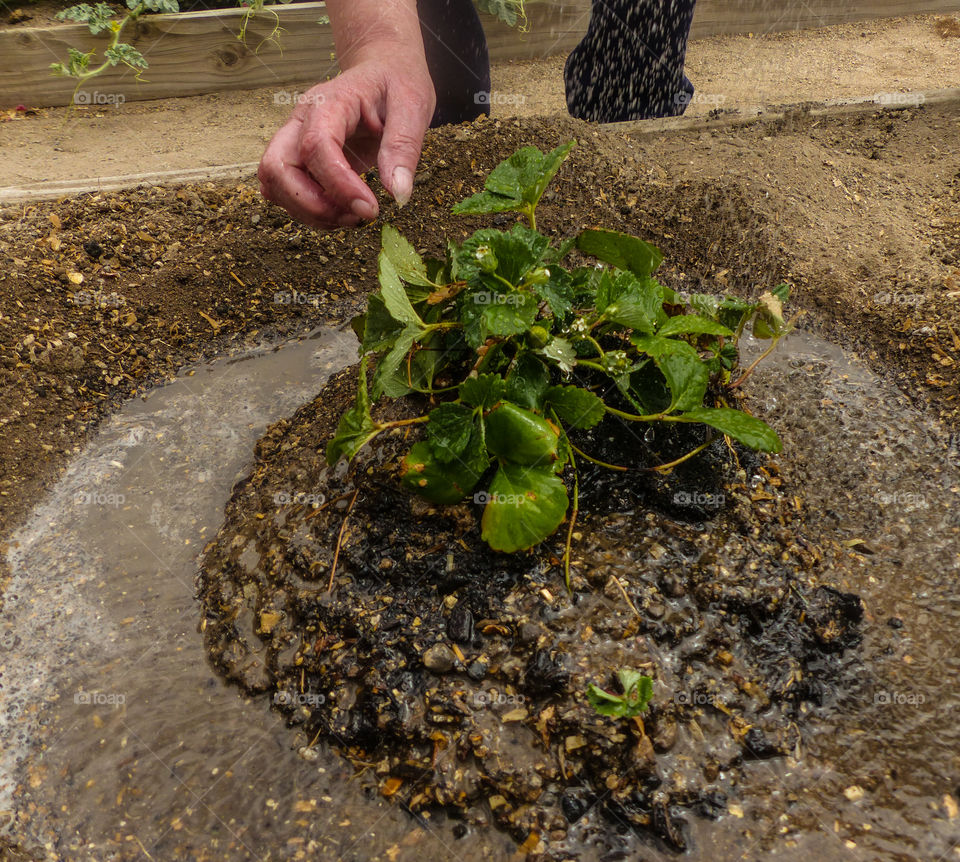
[0,2,337,108]
[2,0,959,108]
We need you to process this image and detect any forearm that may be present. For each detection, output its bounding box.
[325,0,426,67]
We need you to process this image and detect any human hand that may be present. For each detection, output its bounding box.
[258,59,436,228]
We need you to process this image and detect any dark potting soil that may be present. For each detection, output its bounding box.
[196,360,863,855]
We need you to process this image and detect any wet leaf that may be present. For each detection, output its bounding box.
[480,463,568,552]
[485,402,559,466]
[545,385,606,430]
[326,357,378,464]
[381,224,435,288]
[460,374,507,409]
[658,315,734,338]
[577,228,663,278]
[681,406,782,453]
[631,334,709,411]
[426,403,475,463]
[378,251,423,327]
[401,440,484,504]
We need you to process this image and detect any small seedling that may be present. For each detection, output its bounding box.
[50,0,179,92]
[327,141,792,578]
[587,669,654,719]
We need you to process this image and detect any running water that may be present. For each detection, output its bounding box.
[1,326,958,861]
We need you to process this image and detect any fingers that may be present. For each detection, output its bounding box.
[378,81,435,207]
[258,120,362,228]
[296,83,380,221]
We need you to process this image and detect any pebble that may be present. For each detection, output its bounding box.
[423,643,456,673]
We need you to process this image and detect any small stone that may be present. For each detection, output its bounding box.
[653,718,678,752]
[446,605,474,644]
[467,659,487,681]
[423,643,456,673]
[844,785,865,802]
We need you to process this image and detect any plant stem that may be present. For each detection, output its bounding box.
[569,443,628,472]
[564,456,579,593]
[375,415,429,430]
[648,436,714,474]
[729,336,781,388]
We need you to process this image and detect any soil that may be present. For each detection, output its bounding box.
[1,100,958,858]
[195,355,864,855]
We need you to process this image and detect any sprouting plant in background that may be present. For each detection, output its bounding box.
[327,141,792,578]
[587,669,654,720]
[51,0,527,97]
[474,0,527,28]
[50,0,178,87]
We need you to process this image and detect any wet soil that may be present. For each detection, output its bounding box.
[196,360,864,856]
[1,103,959,859]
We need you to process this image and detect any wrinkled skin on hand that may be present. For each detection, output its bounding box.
[258,58,435,229]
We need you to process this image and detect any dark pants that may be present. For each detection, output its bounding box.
[418,0,698,126]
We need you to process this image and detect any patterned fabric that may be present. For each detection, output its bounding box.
[565,0,698,121]
[417,0,697,126]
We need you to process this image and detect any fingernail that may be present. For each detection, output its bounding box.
[392,167,413,207]
[351,199,377,221]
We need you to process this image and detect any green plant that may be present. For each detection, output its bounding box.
[327,141,791,567]
[587,669,654,719]
[50,0,178,86]
[474,0,527,27]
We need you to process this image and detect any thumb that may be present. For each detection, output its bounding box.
[378,83,433,207]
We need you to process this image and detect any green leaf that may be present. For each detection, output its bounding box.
[372,325,422,398]
[359,293,403,353]
[690,293,721,319]
[505,353,551,410]
[527,141,576,207]
[458,225,550,286]
[426,404,475,463]
[453,142,575,218]
[378,251,424,327]
[460,374,507,409]
[531,266,574,318]
[586,684,629,717]
[617,669,653,704]
[381,224,435,288]
[480,463,568,552]
[681,407,782,453]
[452,191,523,217]
[481,292,538,338]
[326,358,378,464]
[485,402,559,467]
[576,228,663,278]
[473,0,521,26]
[602,273,663,334]
[631,335,709,412]
[540,337,576,374]
[401,441,485,505]
[545,386,606,430]
[657,315,734,338]
[104,43,147,69]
